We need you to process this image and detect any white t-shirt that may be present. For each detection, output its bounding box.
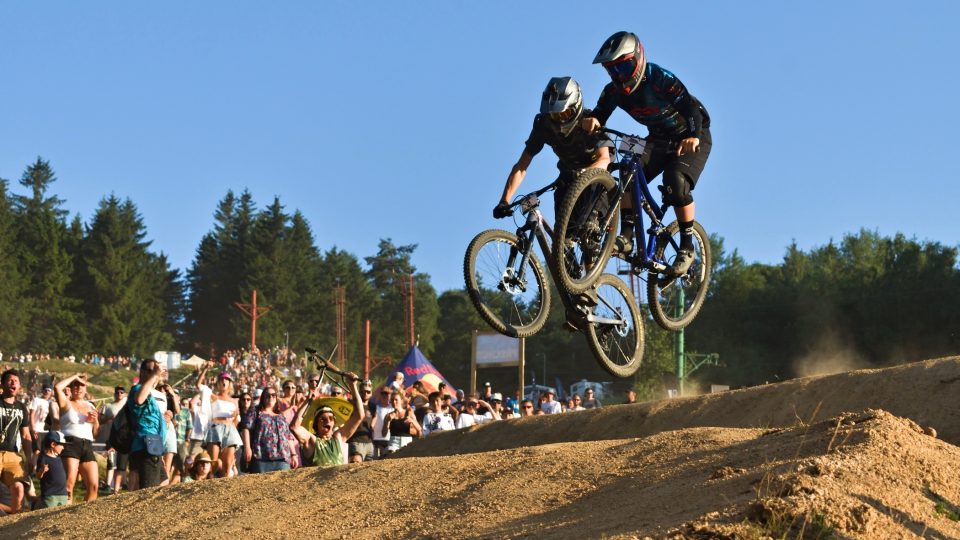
[455,412,493,430]
[191,384,213,441]
[373,405,393,442]
[541,400,563,414]
[421,411,456,436]
[29,397,50,433]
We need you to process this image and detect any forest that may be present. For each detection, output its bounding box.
[2,158,959,397]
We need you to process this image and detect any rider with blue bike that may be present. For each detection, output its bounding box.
[494,76,613,221]
[581,31,712,277]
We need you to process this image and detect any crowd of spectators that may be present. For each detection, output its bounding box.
[0,348,632,515]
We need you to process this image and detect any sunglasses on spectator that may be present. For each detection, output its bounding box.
[283,385,294,390]
[309,379,320,385]
[523,405,533,409]
[267,392,277,397]
[331,390,343,396]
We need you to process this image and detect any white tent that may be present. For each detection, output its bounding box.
[181,355,206,368]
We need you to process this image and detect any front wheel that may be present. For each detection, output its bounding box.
[464,229,551,338]
[584,274,644,378]
[646,220,711,331]
[553,168,620,295]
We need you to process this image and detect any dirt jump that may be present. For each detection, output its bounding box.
[3,357,959,539]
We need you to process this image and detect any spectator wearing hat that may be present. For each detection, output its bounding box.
[487,393,507,420]
[206,371,242,478]
[184,451,214,483]
[291,372,365,468]
[35,431,68,508]
[540,389,562,415]
[421,392,456,436]
[345,380,375,463]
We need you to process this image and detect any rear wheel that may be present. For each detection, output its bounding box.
[464,229,550,338]
[553,168,620,295]
[646,220,711,331]
[584,274,644,378]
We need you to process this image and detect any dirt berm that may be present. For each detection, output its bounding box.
[3,357,959,539]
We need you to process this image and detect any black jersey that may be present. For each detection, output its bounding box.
[0,399,27,452]
[591,63,710,141]
[524,111,613,172]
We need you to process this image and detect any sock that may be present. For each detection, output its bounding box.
[679,220,694,250]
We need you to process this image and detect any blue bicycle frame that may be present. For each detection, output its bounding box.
[604,129,681,275]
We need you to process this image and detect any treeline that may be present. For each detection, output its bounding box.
[2,158,958,395]
[688,231,960,388]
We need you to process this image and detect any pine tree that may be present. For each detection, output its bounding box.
[12,158,80,353]
[0,178,29,350]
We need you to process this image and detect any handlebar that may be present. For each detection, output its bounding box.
[305,347,359,382]
[509,180,557,209]
[602,127,638,139]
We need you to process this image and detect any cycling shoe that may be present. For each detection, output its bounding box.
[669,248,695,277]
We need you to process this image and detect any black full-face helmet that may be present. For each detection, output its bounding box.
[540,76,584,136]
[593,31,647,95]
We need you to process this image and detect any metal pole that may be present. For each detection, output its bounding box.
[518,337,525,402]
[470,330,478,397]
[251,289,257,352]
[675,287,685,395]
[364,320,371,380]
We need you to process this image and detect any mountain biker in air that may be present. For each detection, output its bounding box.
[581,31,712,277]
[494,76,613,221]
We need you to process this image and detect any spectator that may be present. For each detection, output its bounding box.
[241,387,294,473]
[35,431,68,508]
[307,374,322,399]
[28,386,53,442]
[129,359,167,491]
[371,386,393,459]
[28,386,54,473]
[189,364,213,460]
[442,393,460,424]
[487,393,507,420]
[278,380,297,412]
[156,383,180,485]
[455,396,496,429]
[389,372,405,391]
[184,451,214,483]
[54,373,100,502]
[101,386,128,495]
[421,391,456,436]
[624,389,637,404]
[380,391,421,454]
[519,399,536,417]
[206,372,242,478]
[291,373,364,468]
[568,394,586,411]
[0,369,33,514]
[174,397,191,480]
[540,389,562,414]
[582,388,603,409]
[345,380,375,463]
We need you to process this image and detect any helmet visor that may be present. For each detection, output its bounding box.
[548,107,577,124]
[603,55,639,83]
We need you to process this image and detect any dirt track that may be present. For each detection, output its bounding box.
[3,357,960,539]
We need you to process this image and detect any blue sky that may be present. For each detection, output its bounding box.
[2,2,958,293]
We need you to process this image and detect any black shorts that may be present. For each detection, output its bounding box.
[61,436,97,463]
[129,451,164,489]
[641,127,712,205]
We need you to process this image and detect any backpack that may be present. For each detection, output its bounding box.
[108,402,135,454]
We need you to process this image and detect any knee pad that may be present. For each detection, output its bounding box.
[658,171,694,207]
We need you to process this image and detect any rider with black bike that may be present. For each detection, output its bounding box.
[494,76,613,221]
[581,31,712,277]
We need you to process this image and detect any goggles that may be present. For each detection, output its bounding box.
[603,55,640,83]
[548,107,577,123]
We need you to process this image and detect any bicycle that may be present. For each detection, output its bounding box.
[463,182,644,378]
[551,128,712,332]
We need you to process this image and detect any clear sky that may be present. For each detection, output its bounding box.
[2,2,958,293]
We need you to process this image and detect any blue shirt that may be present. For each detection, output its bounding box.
[38,453,67,497]
[129,383,166,453]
